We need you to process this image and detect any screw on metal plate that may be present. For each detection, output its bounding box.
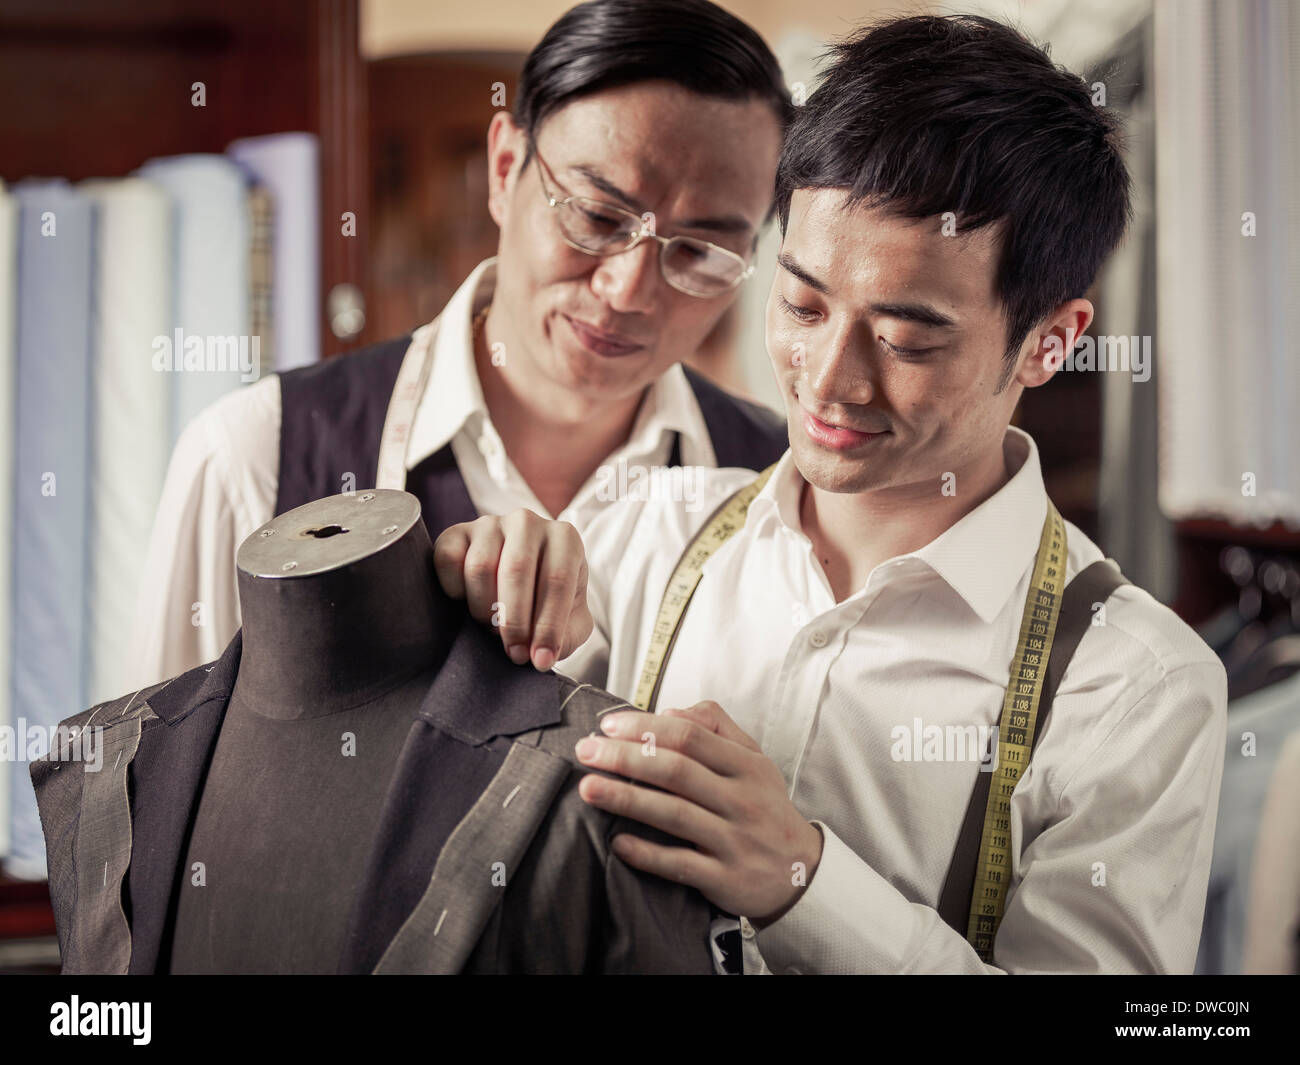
[359,493,375,502]
[282,561,298,572]
[382,525,398,534]
[260,528,275,538]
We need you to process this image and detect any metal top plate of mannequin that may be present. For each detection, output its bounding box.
[237,489,422,579]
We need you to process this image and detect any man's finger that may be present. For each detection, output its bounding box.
[662,700,763,753]
[576,770,730,855]
[496,510,548,663]
[608,831,721,893]
[575,736,736,820]
[432,523,473,600]
[597,710,752,777]
[530,521,590,668]
[460,516,505,625]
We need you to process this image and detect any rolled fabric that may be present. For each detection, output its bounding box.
[135,155,251,446]
[9,180,95,879]
[226,133,321,371]
[0,182,18,860]
[78,178,173,706]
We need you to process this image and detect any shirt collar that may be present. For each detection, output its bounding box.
[748,426,1049,624]
[407,257,714,471]
[407,258,496,469]
[618,361,713,465]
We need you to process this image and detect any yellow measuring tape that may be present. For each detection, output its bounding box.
[631,463,1067,962]
[966,500,1066,960]
[631,463,778,713]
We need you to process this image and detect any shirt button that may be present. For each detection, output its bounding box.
[808,630,828,648]
[739,917,756,939]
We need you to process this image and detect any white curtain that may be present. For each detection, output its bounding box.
[1154,0,1300,527]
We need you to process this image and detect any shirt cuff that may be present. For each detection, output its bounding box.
[753,820,925,974]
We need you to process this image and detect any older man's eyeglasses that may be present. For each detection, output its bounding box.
[532,143,755,299]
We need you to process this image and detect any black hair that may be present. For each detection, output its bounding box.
[515,0,793,150]
[775,14,1132,385]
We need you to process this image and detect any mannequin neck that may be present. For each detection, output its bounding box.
[233,523,455,719]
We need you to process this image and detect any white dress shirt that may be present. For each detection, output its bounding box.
[558,426,1228,974]
[126,258,716,690]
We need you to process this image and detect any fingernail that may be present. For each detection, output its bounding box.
[532,647,555,671]
[506,644,529,665]
[575,737,599,761]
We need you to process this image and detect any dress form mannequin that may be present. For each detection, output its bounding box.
[168,490,453,974]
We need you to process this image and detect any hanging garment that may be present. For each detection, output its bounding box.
[29,609,716,974]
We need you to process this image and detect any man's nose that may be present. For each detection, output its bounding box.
[802,326,875,405]
[590,240,659,315]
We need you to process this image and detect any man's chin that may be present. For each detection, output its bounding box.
[790,438,892,496]
[551,333,661,395]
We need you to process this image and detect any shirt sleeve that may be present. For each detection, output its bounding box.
[124,377,280,689]
[755,658,1228,974]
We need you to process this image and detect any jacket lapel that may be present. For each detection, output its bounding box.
[339,613,569,973]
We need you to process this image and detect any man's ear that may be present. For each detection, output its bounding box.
[487,110,526,228]
[1015,298,1094,389]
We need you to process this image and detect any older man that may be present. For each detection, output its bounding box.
[128,0,790,689]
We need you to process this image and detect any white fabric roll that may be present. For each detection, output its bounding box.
[226,133,321,371]
[135,155,251,447]
[78,178,173,707]
[0,181,18,860]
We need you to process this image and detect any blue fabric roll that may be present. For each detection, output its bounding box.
[8,180,95,879]
[135,155,251,447]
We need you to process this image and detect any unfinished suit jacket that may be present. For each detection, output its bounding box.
[29,612,716,974]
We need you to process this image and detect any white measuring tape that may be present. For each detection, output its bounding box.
[374,319,442,492]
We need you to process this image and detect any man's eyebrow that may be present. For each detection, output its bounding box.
[571,165,755,237]
[778,253,957,328]
[572,165,643,211]
[777,253,829,294]
[868,301,956,329]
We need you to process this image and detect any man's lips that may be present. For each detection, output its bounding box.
[562,314,645,357]
[802,410,889,450]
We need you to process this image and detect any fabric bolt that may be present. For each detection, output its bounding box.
[8,179,96,879]
[1195,670,1300,974]
[0,181,18,859]
[126,257,787,691]
[135,154,251,447]
[246,185,275,378]
[226,133,320,372]
[78,177,173,707]
[558,427,1229,973]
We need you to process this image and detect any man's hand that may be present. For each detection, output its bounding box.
[433,510,592,671]
[574,699,824,923]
